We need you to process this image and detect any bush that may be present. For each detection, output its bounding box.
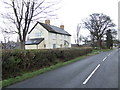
[2,48,92,79]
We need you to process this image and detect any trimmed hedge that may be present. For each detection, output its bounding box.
[2,48,92,80]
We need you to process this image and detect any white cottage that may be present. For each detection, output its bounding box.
[25,20,71,49]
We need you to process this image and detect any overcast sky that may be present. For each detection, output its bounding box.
[0,0,119,43]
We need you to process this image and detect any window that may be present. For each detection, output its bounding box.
[64,35,67,39]
[35,32,41,37]
[67,36,69,40]
[59,35,62,39]
[35,31,44,38]
[60,44,62,48]
[53,44,56,48]
[44,44,46,48]
[52,33,57,39]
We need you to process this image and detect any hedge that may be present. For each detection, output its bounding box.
[2,48,92,80]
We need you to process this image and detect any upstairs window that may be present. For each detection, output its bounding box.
[52,33,57,40]
[35,32,41,37]
[59,35,62,40]
[35,31,44,38]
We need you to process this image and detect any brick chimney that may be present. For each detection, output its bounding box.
[60,25,64,29]
[45,20,50,25]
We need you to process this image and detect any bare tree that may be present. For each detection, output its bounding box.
[0,26,17,49]
[83,13,116,49]
[75,23,82,46]
[1,0,60,49]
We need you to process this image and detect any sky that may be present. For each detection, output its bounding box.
[0,0,119,43]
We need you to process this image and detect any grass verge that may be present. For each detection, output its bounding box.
[1,49,113,88]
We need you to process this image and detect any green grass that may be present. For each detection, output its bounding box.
[1,49,113,88]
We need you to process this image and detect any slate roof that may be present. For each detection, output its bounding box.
[29,22,71,36]
[1,41,21,49]
[25,38,44,45]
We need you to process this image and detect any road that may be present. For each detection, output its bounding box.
[7,49,119,88]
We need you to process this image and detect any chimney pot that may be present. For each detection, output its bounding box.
[45,20,50,25]
[60,25,64,29]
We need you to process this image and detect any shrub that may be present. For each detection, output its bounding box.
[2,48,92,79]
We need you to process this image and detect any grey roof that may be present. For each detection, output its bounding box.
[1,41,21,49]
[29,22,71,36]
[50,25,71,36]
[25,38,44,45]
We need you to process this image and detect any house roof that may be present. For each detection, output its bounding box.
[29,22,71,36]
[1,41,21,49]
[25,38,44,45]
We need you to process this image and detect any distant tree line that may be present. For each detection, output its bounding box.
[75,13,117,49]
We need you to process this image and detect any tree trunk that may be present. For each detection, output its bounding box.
[97,39,102,49]
[99,39,102,49]
[20,41,25,50]
[91,36,95,49]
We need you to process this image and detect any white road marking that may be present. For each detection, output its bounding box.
[83,51,114,85]
[103,57,107,61]
[108,53,111,56]
[83,64,101,85]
